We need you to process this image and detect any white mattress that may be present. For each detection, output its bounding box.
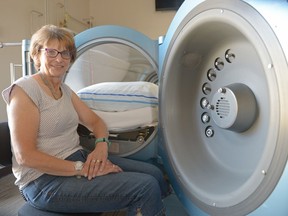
[77,81,159,112]
[93,106,158,132]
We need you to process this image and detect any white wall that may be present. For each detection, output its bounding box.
[89,0,176,39]
[0,0,175,121]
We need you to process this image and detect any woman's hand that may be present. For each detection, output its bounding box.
[83,157,122,180]
[83,142,122,180]
[96,160,122,176]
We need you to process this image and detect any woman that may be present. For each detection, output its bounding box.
[2,25,168,215]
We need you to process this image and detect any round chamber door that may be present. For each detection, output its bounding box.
[65,26,159,160]
[159,0,288,215]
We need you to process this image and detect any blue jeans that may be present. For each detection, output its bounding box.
[22,149,169,216]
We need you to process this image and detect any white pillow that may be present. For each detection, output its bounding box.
[77,81,158,112]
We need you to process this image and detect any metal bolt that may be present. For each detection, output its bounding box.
[207,68,217,81]
[202,83,212,95]
[201,98,209,109]
[207,104,214,110]
[136,136,144,144]
[205,127,214,138]
[201,113,210,123]
[215,57,224,71]
[225,49,236,63]
[218,87,226,94]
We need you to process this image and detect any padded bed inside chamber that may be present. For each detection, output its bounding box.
[77,81,159,132]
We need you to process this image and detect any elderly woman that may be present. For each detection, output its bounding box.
[2,25,168,216]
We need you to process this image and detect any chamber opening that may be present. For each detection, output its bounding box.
[66,42,159,159]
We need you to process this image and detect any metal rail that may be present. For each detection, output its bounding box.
[0,42,22,48]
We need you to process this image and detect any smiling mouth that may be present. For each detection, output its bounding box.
[53,65,65,68]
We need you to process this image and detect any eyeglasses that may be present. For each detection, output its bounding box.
[40,48,71,60]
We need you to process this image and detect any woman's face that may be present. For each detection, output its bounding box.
[39,39,71,77]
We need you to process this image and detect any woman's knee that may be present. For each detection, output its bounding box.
[132,175,164,214]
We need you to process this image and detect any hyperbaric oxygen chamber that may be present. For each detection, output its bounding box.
[20,0,288,215]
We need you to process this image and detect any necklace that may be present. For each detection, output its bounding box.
[39,72,62,100]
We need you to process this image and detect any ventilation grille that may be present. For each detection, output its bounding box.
[216,97,230,118]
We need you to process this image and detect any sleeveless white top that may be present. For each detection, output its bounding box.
[2,76,82,189]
